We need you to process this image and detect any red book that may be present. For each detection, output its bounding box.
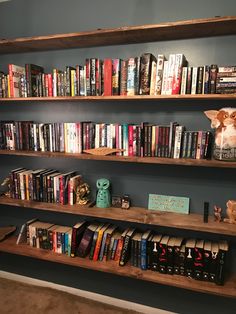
[128,125,134,156]
[103,59,112,96]
[47,73,53,96]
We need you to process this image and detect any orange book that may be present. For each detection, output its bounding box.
[93,223,110,261]
[114,228,129,262]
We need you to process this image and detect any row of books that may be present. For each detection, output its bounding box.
[17,219,229,285]
[0,58,235,98]
[0,120,213,159]
[10,167,83,205]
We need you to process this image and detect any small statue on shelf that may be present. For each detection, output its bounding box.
[96,178,111,208]
[76,183,90,205]
[121,194,131,209]
[213,205,222,222]
[224,200,236,224]
[0,176,11,197]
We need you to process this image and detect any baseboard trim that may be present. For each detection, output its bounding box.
[0,271,175,314]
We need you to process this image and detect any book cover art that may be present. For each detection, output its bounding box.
[25,64,44,97]
[139,53,157,95]
[8,64,26,98]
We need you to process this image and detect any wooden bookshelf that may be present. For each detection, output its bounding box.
[0,149,236,168]
[1,196,235,236]
[0,94,236,101]
[0,16,235,54]
[0,237,235,298]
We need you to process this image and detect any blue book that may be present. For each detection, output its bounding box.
[140,230,152,270]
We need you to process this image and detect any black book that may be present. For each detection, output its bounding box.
[77,223,99,258]
[193,239,204,280]
[215,241,229,285]
[25,64,44,97]
[119,228,136,266]
[158,235,169,274]
[173,237,184,275]
[70,221,87,257]
[151,234,162,271]
[139,53,157,95]
[209,242,219,282]
[209,64,218,94]
[202,241,212,281]
[185,238,196,278]
[166,237,176,275]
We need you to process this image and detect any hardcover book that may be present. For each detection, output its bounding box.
[215,240,229,285]
[140,230,152,270]
[158,235,170,273]
[70,221,87,257]
[193,239,204,280]
[25,64,44,97]
[99,224,117,261]
[8,64,26,98]
[185,238,196,277]
[93,223,110,261]
[173,237,184,275]
[151,234,162,271]
[202,240,212,281]
[166,237,176,274]
[119,228,136,266]
[77,223,99,258]
[209,242,219,282]
[139,53,157,95]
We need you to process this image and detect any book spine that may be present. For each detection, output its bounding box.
[112,59,121,95]
[90,58,96,96]
[120,60,128,95]
[127,58,136,96]
[103,59,112,96]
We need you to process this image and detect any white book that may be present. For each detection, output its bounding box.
[191,67,198,94]
[155,54,165,95]
[180,67,188,95]
[173,125,184,159]
[165,54,176,95]
[149,60,157,95]
[161,60,169,95]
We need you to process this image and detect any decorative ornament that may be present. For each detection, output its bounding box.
[224,200,236,224]
[0,176,11,197]
[76,183,90,205]
[96,178,111,208]
[213,205,222,222]
[83,147,125,156]
[204,108,236,161]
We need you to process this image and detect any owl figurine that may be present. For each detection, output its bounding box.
[96,178,111,208]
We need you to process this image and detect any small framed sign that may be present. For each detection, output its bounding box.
[148,194,190,214]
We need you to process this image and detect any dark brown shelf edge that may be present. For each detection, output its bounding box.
[0,16,235,54]
[0,94,236,102]
[0,149,236,169]
[0,237,235,298]
[1,196,236,236]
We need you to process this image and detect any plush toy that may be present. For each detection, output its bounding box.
[204,107,236,160]
[224,200,236,224]
[96,178,111,208]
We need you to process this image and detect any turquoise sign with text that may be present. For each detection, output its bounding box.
[148,194,190,214]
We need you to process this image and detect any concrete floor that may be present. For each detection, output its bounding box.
[0,277,141,314]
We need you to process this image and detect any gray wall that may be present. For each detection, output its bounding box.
[0,0,236,313]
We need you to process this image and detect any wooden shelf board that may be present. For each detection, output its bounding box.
[0,94,236,102]
[0,16,235,54]
[0,237,235,298]
[0,149,236,168]
[1,196,236,236]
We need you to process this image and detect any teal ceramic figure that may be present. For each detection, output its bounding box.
[96,178,111,208]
